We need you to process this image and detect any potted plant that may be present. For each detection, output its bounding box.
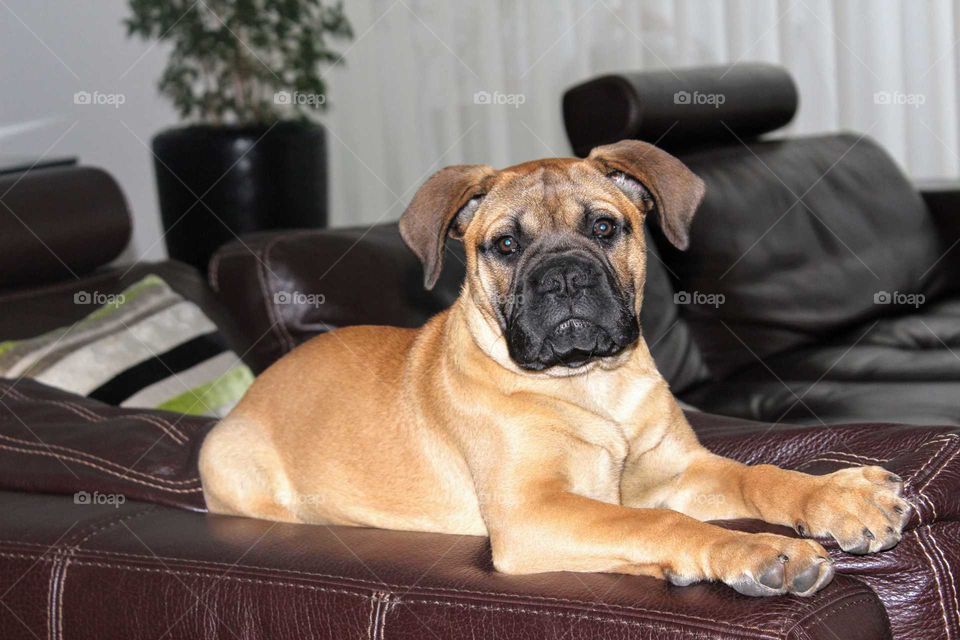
[125,0,353,272]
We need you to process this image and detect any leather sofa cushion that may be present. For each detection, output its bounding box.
[209,224,711,393]
[0,490,891,640]
[0,167,131,288]
[3,378,960,638]
[683,296,960,425]
[659,134,942,378]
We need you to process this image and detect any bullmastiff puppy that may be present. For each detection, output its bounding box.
[200,140,910,597]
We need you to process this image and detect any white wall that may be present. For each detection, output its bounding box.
[0,1,178,263]
[3,1,960,267]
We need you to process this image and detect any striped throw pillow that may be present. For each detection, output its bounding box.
[0,275,254,417]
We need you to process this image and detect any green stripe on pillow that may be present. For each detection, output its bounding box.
[156,364,255,416]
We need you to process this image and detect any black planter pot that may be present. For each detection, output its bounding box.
[152,121,327,272]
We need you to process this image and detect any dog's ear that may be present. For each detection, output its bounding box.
[400,164,496,289]
[588,140,705,250]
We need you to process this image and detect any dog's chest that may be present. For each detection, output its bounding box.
[562,374,659,502]
[563,418,629,503]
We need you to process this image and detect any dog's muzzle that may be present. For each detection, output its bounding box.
[505,248,639,370]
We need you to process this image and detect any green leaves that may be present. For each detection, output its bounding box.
[124,0,353,125]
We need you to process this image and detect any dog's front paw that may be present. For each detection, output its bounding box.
[684,532,835,597]
[794,466,912,554]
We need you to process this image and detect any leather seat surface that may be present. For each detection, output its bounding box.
[3,379,960,638]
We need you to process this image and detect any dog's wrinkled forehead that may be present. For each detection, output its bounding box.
[477,160,631,231]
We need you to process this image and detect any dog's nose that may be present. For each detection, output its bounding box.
[534,259,596,297]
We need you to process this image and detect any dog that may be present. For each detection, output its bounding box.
[199,139,910,597]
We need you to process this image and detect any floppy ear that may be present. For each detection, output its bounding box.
[588,140,705,250]
[399,164,497,289]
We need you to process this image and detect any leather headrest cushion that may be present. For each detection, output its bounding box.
[0,166,131,289]
[563,63,798,156]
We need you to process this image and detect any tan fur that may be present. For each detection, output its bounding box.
[200,143,909,596]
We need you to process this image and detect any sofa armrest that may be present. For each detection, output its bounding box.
[207,225,466,372]
[691,412,960,640]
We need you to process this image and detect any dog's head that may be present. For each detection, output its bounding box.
[400,140,705,373]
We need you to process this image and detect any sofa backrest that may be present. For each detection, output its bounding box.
[209,224,710,393]
[564,63,944,380]
[663,133,941,378]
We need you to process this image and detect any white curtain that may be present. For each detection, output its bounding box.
[322,0,960,227]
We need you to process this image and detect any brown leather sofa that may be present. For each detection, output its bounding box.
[562,63,960,427]
[2,79,960,637]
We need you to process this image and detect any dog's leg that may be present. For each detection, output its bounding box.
[638,449,911,554]
[483,477,835,596]
[619,400,912,556]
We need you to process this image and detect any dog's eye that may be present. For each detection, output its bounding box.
[592,218,617,239]
[495,235,519,255]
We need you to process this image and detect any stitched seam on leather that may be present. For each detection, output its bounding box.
[367,591,391,640]
[8,541,866,629]
[915,528,952,640]
[263,235,297,352]
[72,507,159,549]
[64,555,781,639]
[0,432,200,485]
[396,598,776,638]
[1,384,101,420]
[366,594,377,640]
[919,437,960,495]
[0,551,855,639]
[925,527,960,638]
[912,436,956,491]
[782,595,882,639]
[1,383,191,445]
[44,507,156,640]
[254,242,293,356]
[0,436,203,487]
[34,557,374,597]
[381,594,397,640]
[46,550,59,640]
[47,555,837,634]
[0,383,190,444]
[808,451,886,464]
[921,492,939,522]
[0,443,203,493]
[912,435,960,524]
[798,457,872,469]
[56,558,69,640]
